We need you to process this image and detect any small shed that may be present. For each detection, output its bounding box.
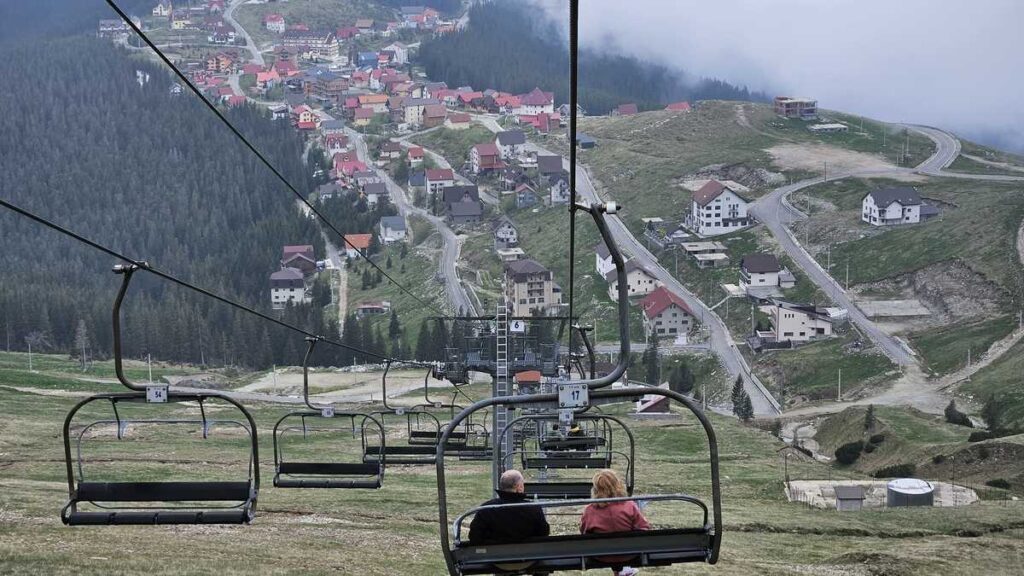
[834,485,866,512]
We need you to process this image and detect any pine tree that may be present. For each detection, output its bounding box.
[73,319,90,371]
[731,375,745,409]
[739,394,754,421]
[386,253,393,269]
[864,404,876,432]
[669,361,695,394]
[414,319,431,361]
[388,309,401,340]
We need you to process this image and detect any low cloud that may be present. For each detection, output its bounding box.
[528,0,1024,152]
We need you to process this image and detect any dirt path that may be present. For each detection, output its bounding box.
[962,153,1024,174]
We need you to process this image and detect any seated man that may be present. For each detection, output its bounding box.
[468,469,550,545]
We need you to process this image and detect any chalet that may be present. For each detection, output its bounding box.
[225,95,246,107]
[423,81,448,99]
[323,133,350,156]
[594,242,621,277]
[492,216,519,249]
[758,300,834,343]
[270,267,308,309]
[861,187,937,226]
[471,143,503,174]
[423,104,447,128]
[382,42,409,65]
[458,91,485,109]
[356,301,392,317]
[358,94,389,113]
[613,103,639,116]
[379,140,403,161]
[333,152,367,180]
[379,216,407,244]
[640,286,694,339]
[353,107,375,127]
[537,154,564,177]
[514,87,555,115]
[281,245,317,275]
[256,69,280,91]
[549,171,571,205]
[320,119,346,136]
[408,170,426,193]
[343,234,372,259]
[605,261,659,299]
[515,183,539,209]
[407,146,425,166]
[269,103,289,121]
[500,165,527,191]
[773,96,818,120]
[504,259,561,316]
[291,105,316,126]
[308,71,348,105]
[665,101,692,112]
[355,19,375,34]
[425,169,455,195]
[447,200,482,225]
[336,26,359,40]
[740,254,796,292]
[153,0,173,17]
[362,182,388,207]
[263,13,286,33]
[317,182,344,201]
[442,185,480,209]
[401,97,441,126]
[520,112,558,133]
[495,130,526,160]
[688,180,752,236]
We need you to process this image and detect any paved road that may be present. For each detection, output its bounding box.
[345,128,478,316]
[224,0,264,66]
[470,117,781,414]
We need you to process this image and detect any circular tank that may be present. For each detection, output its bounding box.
[886,478,934,507]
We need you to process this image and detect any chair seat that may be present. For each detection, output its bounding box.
[522,482,594,499]
[454,527,712,574]
[274,477,381,489]
[524,456,612,469]
[76,481,251,503]
[278,462,380,476]
[65,509,251,526]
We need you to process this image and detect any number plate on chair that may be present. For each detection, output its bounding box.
[558,383,588,408]
[321,407,335,418]
[146,385,169,403]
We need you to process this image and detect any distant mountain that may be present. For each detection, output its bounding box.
[418,1,767,114]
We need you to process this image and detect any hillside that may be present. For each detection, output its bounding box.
[2,356,1023,574]
[418,2,765,115]
[0,37,339,369]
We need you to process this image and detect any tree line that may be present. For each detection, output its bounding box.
[418,1,767,115]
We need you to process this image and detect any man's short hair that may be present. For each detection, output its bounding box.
[499,469,523,491]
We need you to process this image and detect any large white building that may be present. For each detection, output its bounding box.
[640,286,694,339]
[861,187,937,226]
[688,180,752,236]
[270,267,309,309]
[759,300,834,343]
[605,261,660,299]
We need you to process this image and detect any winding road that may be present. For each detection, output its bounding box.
[224,0,264,66]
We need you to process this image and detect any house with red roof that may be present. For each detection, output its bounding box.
[342,234,372,259]
[263,13,285,33]
[225,95,247,107]
[256,69,280,90]
[242,63,262,75]
[291,104,316,126]
[514,87,554,115]
[639,286,694,340]
[471,143,503,174]
[353,107,376,127]
[407,146,425,166]
[323,133,350,156]
[687,179,752,236]
[613,103,639,116]
[425,168,455,195]
[665,101,692,112]
[458,91,485,109]
[336,26,359,39]
[445,112,471,130]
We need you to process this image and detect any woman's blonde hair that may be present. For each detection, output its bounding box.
[591,469,626,504]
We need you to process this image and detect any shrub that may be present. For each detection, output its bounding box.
[932,454,947,464]
[944,400,973,428]
[969,431,994,442]
[863,443,876,454]
[985,478,1011,489]
[868,433,886,445]
[835,441,864,465]
[977,445,991,460]
[873,463,917,478]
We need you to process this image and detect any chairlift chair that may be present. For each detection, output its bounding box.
[272,337,386,489]
[61,265,259,526]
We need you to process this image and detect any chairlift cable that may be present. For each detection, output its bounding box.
[0,197,426,365]
[103,0,453,320]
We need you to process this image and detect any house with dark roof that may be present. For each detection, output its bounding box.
[575,133,597,149]
[408,170,426,192]
[757,299,835,343]
[604,261,660,299]
[270,267,309,309]
[549,171,571,205]
[362,181,388,207]
[280,245,316,275]
[504,259,560,316]
[687,179,752,236]
[640,286,694,339]
[537,154,564,177]
[495,130,526,160]
[594,241,626,277]
[740,254,796,293]
[447,199,482,225]
[515,183,539,209]
[379,215,407,244]
[861,186,937,226]
[492,216,518,249]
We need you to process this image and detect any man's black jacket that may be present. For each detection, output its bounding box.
[467,490,550,544]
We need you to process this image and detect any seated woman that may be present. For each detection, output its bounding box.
[580,469,649,576]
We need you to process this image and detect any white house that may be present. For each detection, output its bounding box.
[640,286,694,339]
[549,172,570,205]
[363,181,388,207]
[492,216,519,249]
[263,13,286,34]
[425,168,455,196]
[605,261,660,299]
[740,254,796,292]
[378,216,407,244]
[594,242,619,277]
[382,42,408,65]
[861,187,936,226]
[495,130,526,160]
[152,0,173,17]
[759,300,834,343]
[688,180,752,236]
[270,267,309,309]
[514,87,555,115]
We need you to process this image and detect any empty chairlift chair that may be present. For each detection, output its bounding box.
[506,414,632,500]
[273,337,386,489]
[61,265,259,526]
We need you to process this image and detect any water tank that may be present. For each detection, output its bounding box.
[886,478,934,507]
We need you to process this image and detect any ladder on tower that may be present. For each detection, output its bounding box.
[493,301,512,482]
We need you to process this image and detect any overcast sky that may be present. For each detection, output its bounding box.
[531,0,1024,152]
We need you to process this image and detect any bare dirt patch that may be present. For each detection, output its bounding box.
[677,162,786,197]
[767,143,924,181]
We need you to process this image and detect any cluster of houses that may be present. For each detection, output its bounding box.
[270,245,322,309]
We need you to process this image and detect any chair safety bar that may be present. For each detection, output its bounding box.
[272,410,385,489]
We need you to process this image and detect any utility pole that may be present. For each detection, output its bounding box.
[845,261,850,290]
[826,245,831,271]
[837,368,842,400]
[966,348,971,379]
[823,161,827,182]
[27,339,32,372]
[272,364,278,393]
